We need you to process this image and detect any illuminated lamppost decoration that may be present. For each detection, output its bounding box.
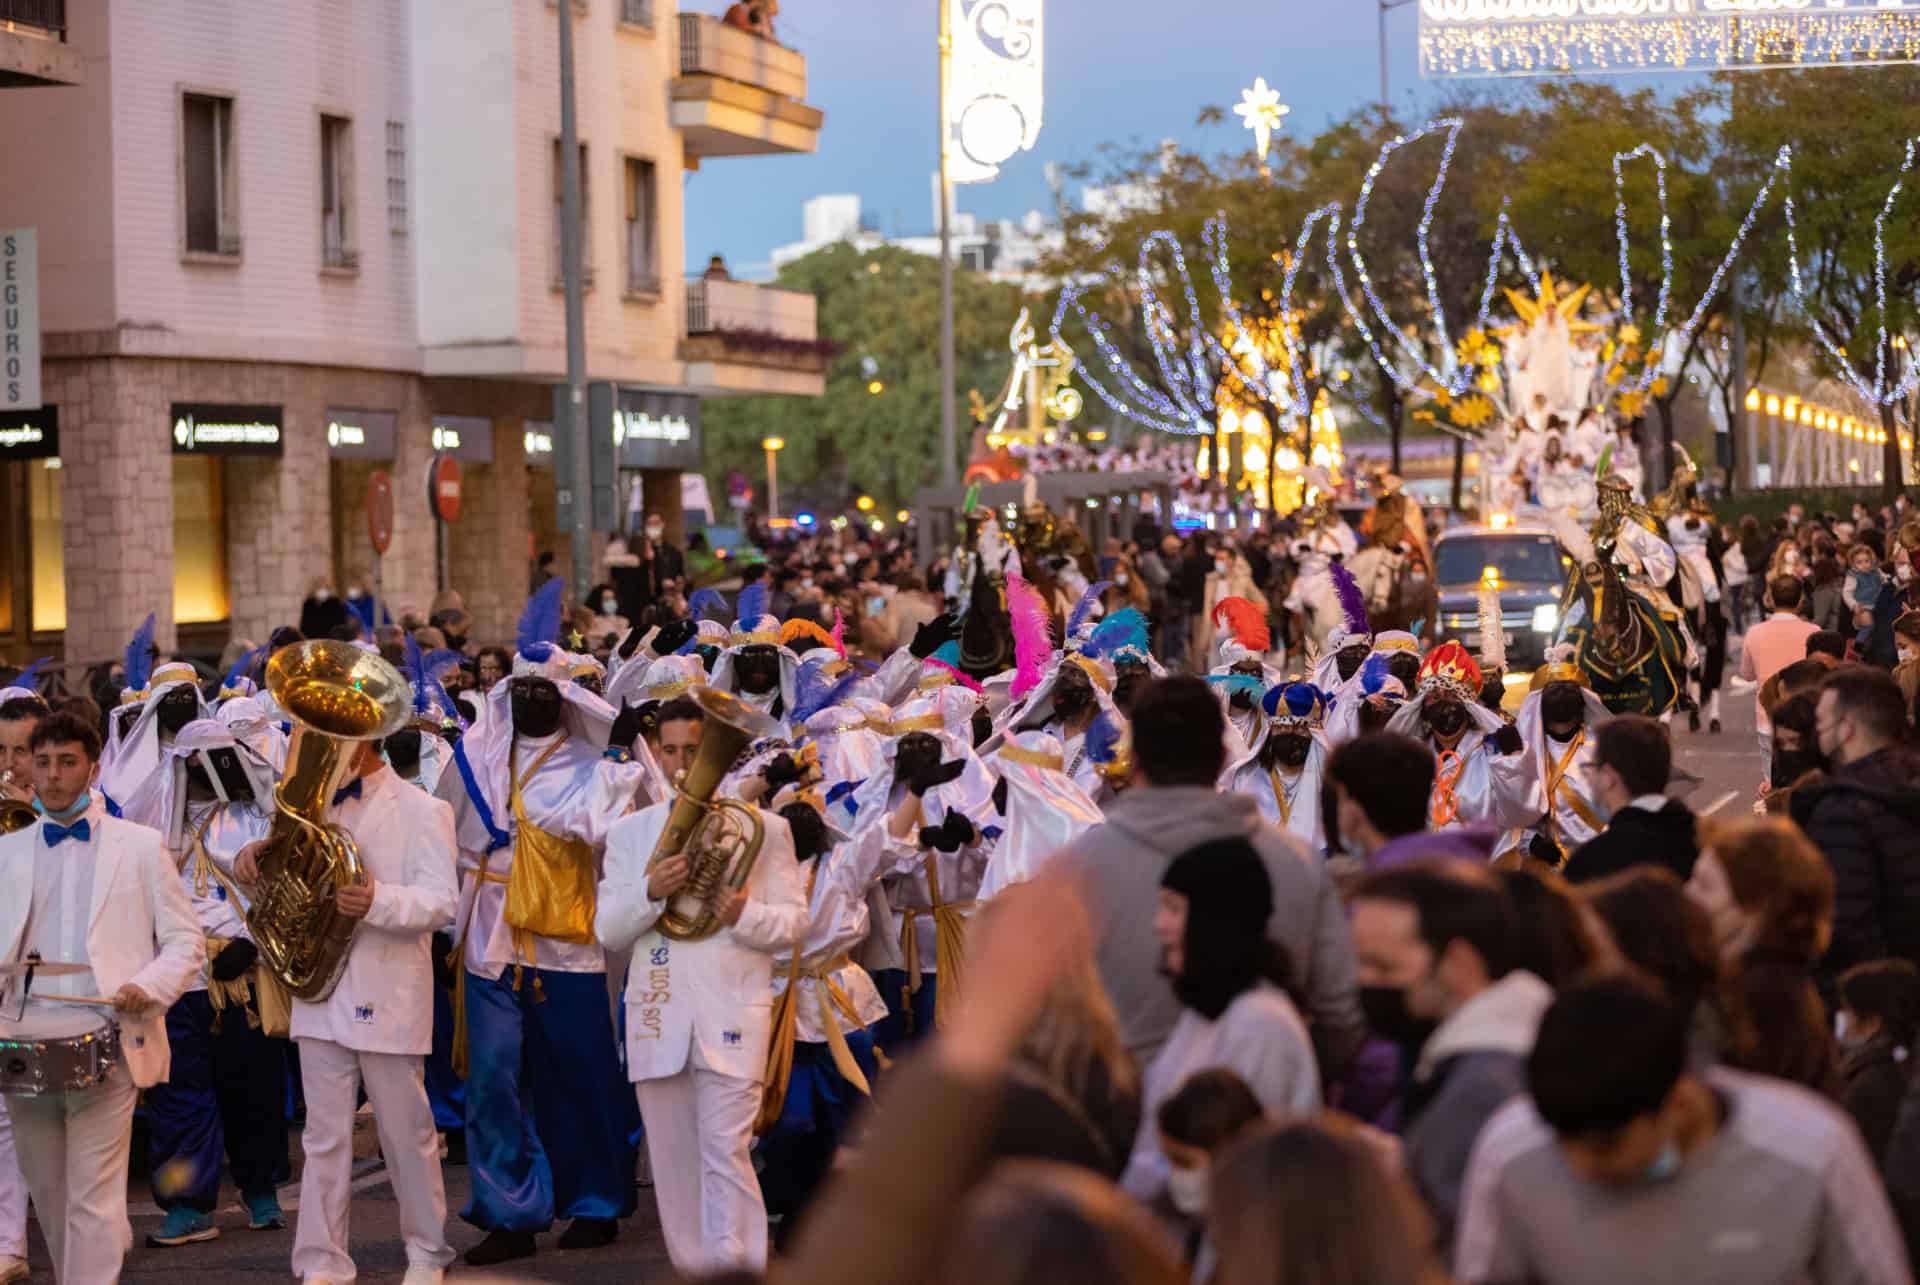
[1233,77,1290,172]
[947,0,1044,185]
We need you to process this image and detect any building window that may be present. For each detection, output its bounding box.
[27,460,63,634]
[182,92,239,256]
[320,114,356,271]
[623,157,658,294]
[173,456,230,625]
[551,140,593,289]
[621,0,654,26]
[385,120,408,236]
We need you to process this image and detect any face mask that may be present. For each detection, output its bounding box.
[799,578,814,592]
[509,677,564,739]
[1359,984,1438,1051]
[1423,700,1469,738]
[1540,683,1586,731]
[1336,646,1368,683]
[1358,696,1400,734]
[867,596,888,617]
[599,596,617,614]
[1214,559,1230,575]
[1771,746,1825,788]
[1267,733,1312,770]
[1114,572,1130,587]
[779,802,829,864]
[645,524,664,540]
[1052,676,1094,717]
[445,632,468,652]
[894,733,942,789]
[156,685,200,738]
[1166,1164,1209,1217]
[1640,1141,1683,1186]
[1901,565,1914,586]
[734,647,781,697]
[39,791,90,823]
[1900,646,1919,666]
[1387,654,1421,691]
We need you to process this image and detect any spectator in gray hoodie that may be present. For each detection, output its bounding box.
[1351,861,1553,1254]
[1059,676,1364,1079]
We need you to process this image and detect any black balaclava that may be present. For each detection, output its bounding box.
[1335,642,1370,684]
[1227,659,1264,711]
[779,801,829,864]
[970,706,994,748]
[384,729,424,779]
[733,644,782,698]
[1051,663,1095,718]
[1422,695,1469,739]
[1262,730,1312,771]
[1540,682,1587,741]
[1357,696,1401,736]
[509,676,564,739]
[575,672,604,697]
[1114,659,1149,716]
[156,684,199,739]
[1386,652,1421,692]
[893,732,944,791]
[189,746,256,804]
[1161,838,1277,1020]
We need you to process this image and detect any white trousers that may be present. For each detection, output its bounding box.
[0,1097,27,1259]
[634,1055,766,1276]
[293,1039,452,1284]
[6,1068,137,1283]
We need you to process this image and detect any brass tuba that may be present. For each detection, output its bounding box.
[0,798,36,834]
[248,641,411,1001]
[645,686,780,941]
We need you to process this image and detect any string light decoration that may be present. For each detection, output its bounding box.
[1418,4,1920,80]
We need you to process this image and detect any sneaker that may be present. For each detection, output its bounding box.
[0,1255,27,1284]
[463,1229,536,1267]
[246,1190,288,1230]
[146,1207,220,1248]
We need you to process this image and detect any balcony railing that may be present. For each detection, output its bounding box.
[676,12,805,100]
[0,0,65,39]
[684,278,827,374]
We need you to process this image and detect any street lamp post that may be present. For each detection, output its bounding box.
[1379,0,1416,110]
[763,436,785,520]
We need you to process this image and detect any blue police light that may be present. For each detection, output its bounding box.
[795,512,816,527]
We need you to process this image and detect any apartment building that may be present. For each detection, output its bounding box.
[0,0,824,665]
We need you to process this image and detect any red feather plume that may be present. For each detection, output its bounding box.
[1212,596,1270,653]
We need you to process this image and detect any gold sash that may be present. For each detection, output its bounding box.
[899,853,973,1032]
[187,820,291,1037]
[1266,766,1295,827]
[503,739,597,946]
[755,870,875,1134]
[1543,732,1602,863]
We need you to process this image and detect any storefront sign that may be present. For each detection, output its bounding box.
[0,405,56,459]
[429,414,494,463]
[613,390,701,471]
[367,470,395,554]
[428,454,463,523]
[523,420,556,464]
[171,402,284,455]
[2,228,40,410]
[326,408,398,460]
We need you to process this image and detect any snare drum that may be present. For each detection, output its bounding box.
[0,1005,122,1096]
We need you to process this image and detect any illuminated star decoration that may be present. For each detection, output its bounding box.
[1234,77,1290,169]
[1500,271,1604,337]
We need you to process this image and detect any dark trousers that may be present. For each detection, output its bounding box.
[145,989,291,1212]
[869,968,937,1057]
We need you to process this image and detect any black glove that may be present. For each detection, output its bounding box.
[653,618,699,657]
[992,775,1009,815]
[210,937,258,983]
[1527,831,1562,867]
[918,812,977,853]
[432,931,458,992]
[908,614,958,660]
[618,625,648,659]
[1493,724,1524,756]
[908,758,966,797]
[763,753,804,792]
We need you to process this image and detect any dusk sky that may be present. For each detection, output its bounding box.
[681,0,1436,277]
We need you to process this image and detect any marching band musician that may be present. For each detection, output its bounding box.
[597,710,810,1277]
[0,684,39,1285]
[0,711,205,1284]
[142,718,290,1248]
[235,725,460,1285]
[437,584,643,1268]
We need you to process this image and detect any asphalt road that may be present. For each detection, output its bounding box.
[28,642,1773,1284]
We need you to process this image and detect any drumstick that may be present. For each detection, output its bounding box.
[40,995,115,1008]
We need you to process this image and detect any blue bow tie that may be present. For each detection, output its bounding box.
[332,780,363,807]
[44,818,90,847]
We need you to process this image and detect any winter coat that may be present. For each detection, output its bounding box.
[1563,800,1699,885]
[1843,1034,1911,1172]
[1791,749,1920,979]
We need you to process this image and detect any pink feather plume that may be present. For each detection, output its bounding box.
[924,658,983,692]
[830,607,847,658]
[1007,571,1053,701]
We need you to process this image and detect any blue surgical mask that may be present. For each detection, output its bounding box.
[1642,1142,1682,1185]
[37,791,91,823]
[1591,793,1613,826]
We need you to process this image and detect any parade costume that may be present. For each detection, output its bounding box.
[438,583,642,1262]
[142,720,290,1245]
[1551,482,1693,719]
[992,641,1124,802]
[1667,500,1728,733]
[1283,494,1359,653]
[1347,477,1435,637]
[290,763,460,1284]
[597,759,809,1276]
[1323,653,1409,747]
[977,730,1103,900]
[0,793,205,1284]
[710,584,801,732]
[1385,644,1539,832]
[1206,596,1280,764]
[1309,564,1375,694]
[754,784,889,1229]
[1505,656,1613,867]
[101,621,211,826]
[1220,683,1332,854]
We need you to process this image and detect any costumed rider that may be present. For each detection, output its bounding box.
[437,579,642,1268]
[142,715,291,1247]
[1667,488,1728,734]
[851,685,999,1047]
[1323,654,1409,747]
[977,729,1104,900]
[1282,478,1359,653]
[1384,643,1538,832]
[710,581,799,732]
[1206,596,1280,763]
[1586,472,1698,676]
[101,613,209,823]
[1219,682,1332,854]
[991,571,1128,802]
[1506,648,1612,869]
[753,775,891,1240]
[596,703,810,1278]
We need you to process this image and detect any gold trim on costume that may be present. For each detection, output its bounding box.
[1066,653,1113,692]
[998,744,1066,771]
[1375,638,1420,653]
[729,630,782,646]
[888,713,946,735]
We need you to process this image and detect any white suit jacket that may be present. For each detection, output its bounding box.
[0,804,206,1088]
[597,800,807,1083]
[289,766,459,1055]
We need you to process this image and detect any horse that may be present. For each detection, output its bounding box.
[1345,543,1438,641]
[1556,551,1689,718]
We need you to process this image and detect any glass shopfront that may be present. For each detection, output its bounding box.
[0,407,62,646]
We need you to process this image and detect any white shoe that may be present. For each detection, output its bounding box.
[0,1255,26,1284]
[401,1267,446,1285]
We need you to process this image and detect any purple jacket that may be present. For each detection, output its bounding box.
[1368,827,1498,871]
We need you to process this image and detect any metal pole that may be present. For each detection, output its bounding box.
[1379,0,1390,109]
[559,0,593,604]
[937,0,957,488]
[766,447,779,520]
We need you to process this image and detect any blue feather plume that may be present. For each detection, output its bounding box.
[222,643,267,693]
[673,630,701,656]
[1067,581,1111,638]
[517,578,565,662]
[1085,608,1148,659]
[1358,653,1393,697]
[1205,673,1266,700]
[1085,710,1122,765]
[125,613,156,692]
[735,579,769,628]
[688,588,728,622]
[7,656,51,693]
[404,634,430,713]
[794,667,859,723]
